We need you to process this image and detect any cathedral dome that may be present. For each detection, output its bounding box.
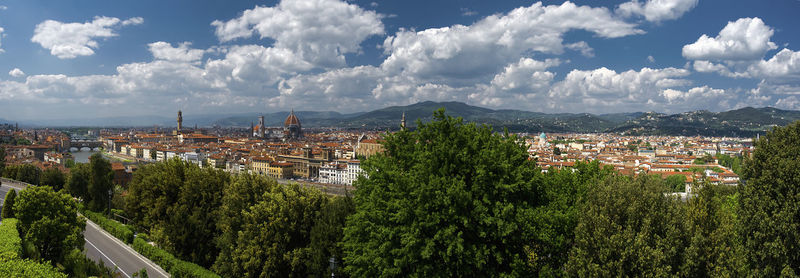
[284,110,301,127]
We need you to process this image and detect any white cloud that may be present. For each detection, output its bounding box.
[490,58,559,91]
[682,17,776,61]
[647,55,655,63]
[211,0,384,68]
[0,27,4,53]
[121,17,144,26]
[566,41,594,58]
[616,0,698,22]
[661,86,725,103]
[0,5,7,10]
[380,1,643,84]
[148,41,205,63]
[747,48,800,80]
[31,16,144,59]
[8,68,25,78]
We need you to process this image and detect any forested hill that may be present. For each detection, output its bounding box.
[279,101,800,137]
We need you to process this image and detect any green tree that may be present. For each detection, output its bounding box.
[2,189,16,219]
[681,182,745,277]
[0,146,5,176]
[225,183,327,278]
[213,173,276,275]
[664,174,687,192]
[40,168,66,191]
[166,164,228,267]
[126,158,228,267]
[531,161,613,276]
[739,121,800,276]
[308,196,355,277]
[66,163,91,202]
[343,110,543,277]
[13,186,85,264]
[566,175,686,277]
[88,153,113,212]
[14,164,41,185]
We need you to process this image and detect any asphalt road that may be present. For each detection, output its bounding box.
[0,181,168,278]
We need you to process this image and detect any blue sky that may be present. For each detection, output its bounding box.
[0,0,799,121]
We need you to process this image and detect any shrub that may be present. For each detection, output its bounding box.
[80,209,134,244]
[0,218,22,261]
[0,258,67,278]
[132,236,219,278]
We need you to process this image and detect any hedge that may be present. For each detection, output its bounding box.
[0,219,65,278]
[0,218,22,261]
[79,209,134,244]
[132,235,219,278]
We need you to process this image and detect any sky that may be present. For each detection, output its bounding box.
[0,0,799,121]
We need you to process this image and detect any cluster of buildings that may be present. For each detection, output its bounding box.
[528,132,748,193]
[2,112,751,192]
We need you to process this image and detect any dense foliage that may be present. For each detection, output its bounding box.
[2,189,16,219]
[0,218,22,260]
[125,158,229,267]
[40,168,66,191]
[12,186,85,264]
[343,110,543,277]
[740,121,800,276]
[132,235,220,278]
[87,153,114,212]
[2,164,41,185]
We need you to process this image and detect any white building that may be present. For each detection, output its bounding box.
[318,160,364,185]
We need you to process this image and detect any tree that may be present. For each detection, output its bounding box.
[566,175,686,277]
[739,121,800,276]
[0,146,5,176]
[14,164,41,185]
[165,164,228,267]
[308,196,355,277]
[681,182,745,277]
[66,163,90,202]
[531,161,613,276]
[40,168,66,191]
[13,186,85,264]
[126,158,228,267]
[88,153,113,212]
[213,173,277,275]
[2,189,16,219]
[343,110,543,277]
[664,174,687,192]
[224,183,327,278]
[553,147,561,156]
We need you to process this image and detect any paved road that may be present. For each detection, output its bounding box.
[0,181,168,278]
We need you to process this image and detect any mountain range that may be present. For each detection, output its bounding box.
[6,101,800,137]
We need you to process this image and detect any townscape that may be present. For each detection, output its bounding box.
[1,109,745,194]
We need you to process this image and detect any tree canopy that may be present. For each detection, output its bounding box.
[739,121,800,276]
[343,109,543,277]
[40,168,66,192]
[12,186,85,264]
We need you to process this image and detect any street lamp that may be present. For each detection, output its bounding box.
[329,256,337,278]
[108,188,113,218]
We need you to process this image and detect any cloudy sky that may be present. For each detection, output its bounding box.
[0,0,799,120]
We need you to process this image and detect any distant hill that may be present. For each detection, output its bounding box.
[7,101,799,137]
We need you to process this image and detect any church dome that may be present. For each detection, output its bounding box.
[284,110,301,127]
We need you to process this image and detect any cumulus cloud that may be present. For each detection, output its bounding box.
[211,0,384,67]
[31,16,144,59]
[490,58,560,91]
[8,68,25,78]
[566,41,595,57]
[747,48,800,80]
[616,0,698,22]
[647,55,655,63]
[148,41,205,63]
[682,17,776,61]
[380,1,643,84]
[121,17,144,26]
[661,86,725,103]
[0,27,4,53]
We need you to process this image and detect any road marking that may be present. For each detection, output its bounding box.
[84,219,169,278]
[86,238,131,278]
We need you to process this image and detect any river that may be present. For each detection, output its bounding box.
[69,149,100,163]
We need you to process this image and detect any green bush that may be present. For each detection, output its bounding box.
[132,236,219,278]
[0,218,22,261]
[0,258,67,278]
[80,209,134,244]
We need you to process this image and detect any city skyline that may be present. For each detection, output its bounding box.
[1,0,799,120]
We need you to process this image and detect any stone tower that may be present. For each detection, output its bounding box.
[177,110,183,132]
